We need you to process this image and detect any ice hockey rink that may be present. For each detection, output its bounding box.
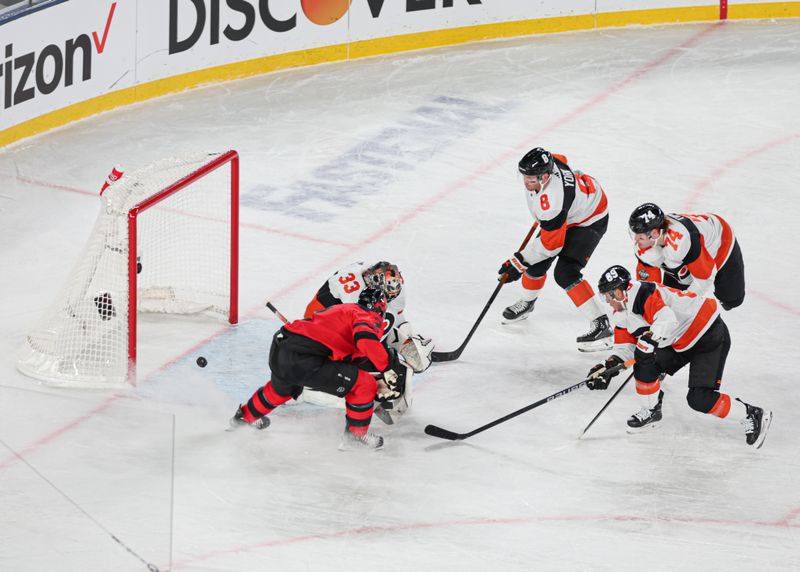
[1,17,799,572]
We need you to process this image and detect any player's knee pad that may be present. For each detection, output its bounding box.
[686,387,719,413]
[633,359,661,384]
[553,259,583,290]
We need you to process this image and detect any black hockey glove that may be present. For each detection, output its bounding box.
[634,333,657,368]
[498,252,528,282]
[586,355,624,390]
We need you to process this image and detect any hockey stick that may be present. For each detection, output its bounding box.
[424,360,634,441]
[265,301,289,325]
[430,222,539,363]
[578,371,635,439]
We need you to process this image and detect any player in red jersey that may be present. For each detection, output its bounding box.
[586,265,770,448]
[230,288,406,450]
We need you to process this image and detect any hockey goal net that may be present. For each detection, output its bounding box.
[17,150,239,388]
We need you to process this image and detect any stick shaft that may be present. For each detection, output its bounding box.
[431,222,539,363]
[265,301,289,325]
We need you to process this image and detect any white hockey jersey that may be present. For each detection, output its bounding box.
[305,261,408,335]
[611,281,720,361]
[635,213,735,296]
[520,155,608,266]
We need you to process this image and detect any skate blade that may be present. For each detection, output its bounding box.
[501,314,532,325]
[577,338,613,353]
[755,410,773,449]
[626,421,662,434]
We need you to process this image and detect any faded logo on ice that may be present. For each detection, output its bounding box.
[241,96,508,220]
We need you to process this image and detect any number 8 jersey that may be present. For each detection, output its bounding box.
[521,154,608,265]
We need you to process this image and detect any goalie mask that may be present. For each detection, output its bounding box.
[363,261,403,301]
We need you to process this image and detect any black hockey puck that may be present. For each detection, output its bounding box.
[196,356,208,368]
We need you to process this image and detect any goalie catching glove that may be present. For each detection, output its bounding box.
[498,252,528,282]
[586,354,624,390]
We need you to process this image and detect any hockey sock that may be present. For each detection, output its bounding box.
[568,280,606,320]
[345,371,378,436]
[521,274,546,301]
[244,381,292,422]
[635,377,662,408]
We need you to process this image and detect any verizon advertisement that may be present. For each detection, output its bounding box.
[0,0,135,132]
[0,0,775,145]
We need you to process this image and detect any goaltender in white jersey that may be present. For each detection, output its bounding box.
[302,261,434,420]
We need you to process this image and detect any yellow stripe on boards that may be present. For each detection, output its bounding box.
[1,3,799,148]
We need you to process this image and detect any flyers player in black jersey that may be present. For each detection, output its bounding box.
[230,288,407,450]
[586,265,770,448]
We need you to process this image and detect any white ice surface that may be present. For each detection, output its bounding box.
[1,19,799,572]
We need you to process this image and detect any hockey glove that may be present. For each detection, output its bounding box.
[498,252,528,283]
[376,373,401,402]
[586,355,624,390]
[634,333,657,368]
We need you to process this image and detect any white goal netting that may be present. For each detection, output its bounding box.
[17,151,239,388]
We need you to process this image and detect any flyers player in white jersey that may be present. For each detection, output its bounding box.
[499,148,612,352]
[586,265,770,448]
[629,203,745,311]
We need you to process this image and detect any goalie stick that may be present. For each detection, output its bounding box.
[424,359,634,441]
[431,222,539,363]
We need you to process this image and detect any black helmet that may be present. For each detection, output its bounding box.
[598,265,632,294]
[628,203,665,234]
[357,287,388,316]
[518,148,554,177]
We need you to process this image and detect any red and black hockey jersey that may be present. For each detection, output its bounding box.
[285,304,390,371]
[612,281,720,359]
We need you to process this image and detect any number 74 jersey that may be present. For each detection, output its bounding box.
[635,213,735,295]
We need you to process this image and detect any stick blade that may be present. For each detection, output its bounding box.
[431,350,459,363]
[424,424,463,441]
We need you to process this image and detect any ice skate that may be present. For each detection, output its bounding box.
[338,429,384,451]
[577,315,613,352]
[228,405,270,431]
[738,399,772,449]
[502,299,536,324]
[626,391,664,433]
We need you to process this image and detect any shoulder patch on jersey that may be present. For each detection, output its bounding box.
[631,281,657,316]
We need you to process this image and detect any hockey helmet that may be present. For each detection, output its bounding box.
[518,148,554,177]
[357,287,388,316]
[628,203,665,234]
[598,265,632,294]
[363,261,403,301]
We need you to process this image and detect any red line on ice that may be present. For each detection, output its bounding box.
[171,511,800,568]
